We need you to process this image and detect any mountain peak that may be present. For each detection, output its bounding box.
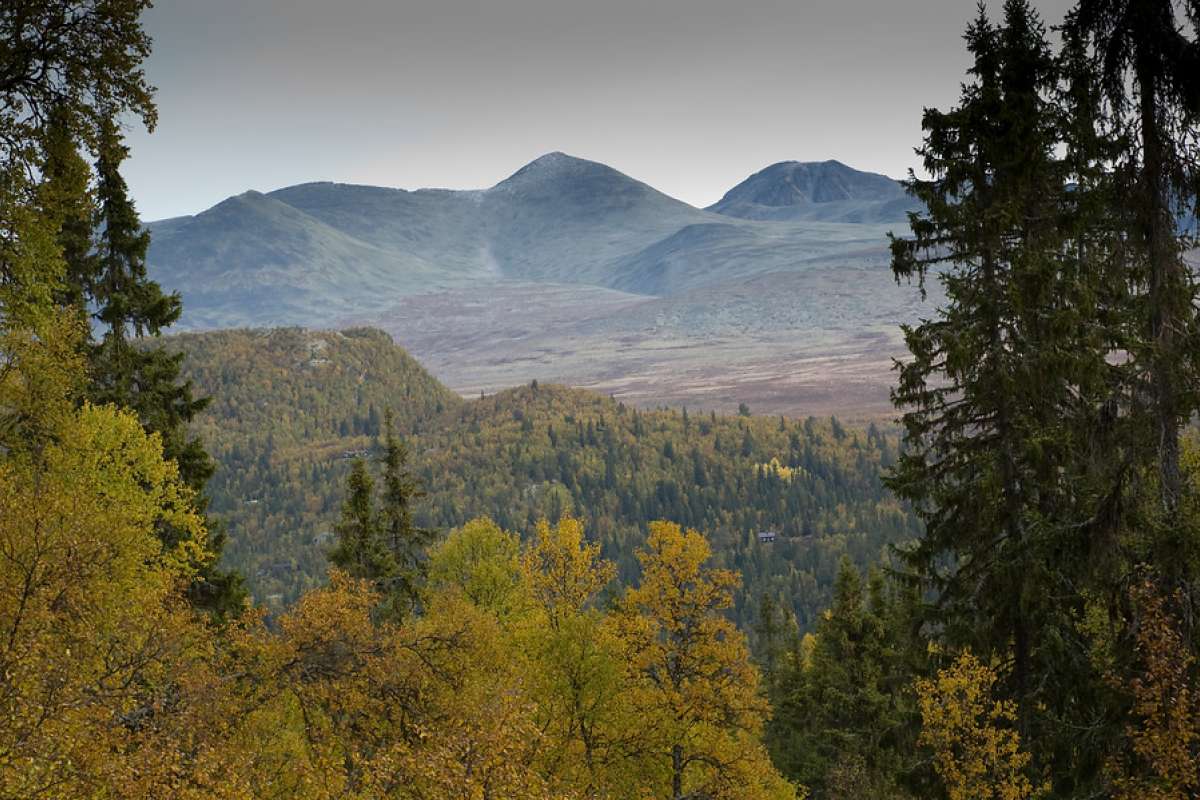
[725,161,902,205]
[199,189,275,218]
[489,151,622,193]
[708,160,916,223]
[528,150,573,165]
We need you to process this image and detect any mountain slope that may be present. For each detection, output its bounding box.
[707,160,921,223]
[608,217,895,295]
[146,152,908,323]
[478,152,719,285]
[265,182,489,273]
[146,190,484,328]
[178,326,461,444]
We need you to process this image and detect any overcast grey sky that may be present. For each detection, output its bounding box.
[124,0,1076,221]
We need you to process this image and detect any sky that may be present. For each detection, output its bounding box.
[124,0,1077,221]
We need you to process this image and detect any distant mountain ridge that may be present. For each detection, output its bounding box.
[145,152,937,415]
[139,151,1193,420]
[146,152,913,328]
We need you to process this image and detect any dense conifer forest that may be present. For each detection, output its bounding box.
[2,1,1200,798]
[172,327,917,625]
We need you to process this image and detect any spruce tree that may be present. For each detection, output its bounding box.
[891,0,1057,676]
[89,118,244,615]
[769,559,913,798]
[1066,0,1200,517]
[378,407,435,615]
[1062,6,1200,791]
[1062,7,1200,689]
[888,1,1125,790]
[38,107,99,319]
[329,458,396,583]
[91,117,180,395]
[752,591,790,695]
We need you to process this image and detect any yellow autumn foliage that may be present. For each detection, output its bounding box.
[916,650,1040,800]
[759,457,802,482]
[611,521,802,800]
[0,375,797,800]
[0,401,216,798]
[1106,575,1200,800]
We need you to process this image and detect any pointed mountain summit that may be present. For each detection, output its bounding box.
[489,151,608,189]
[709,160,921,223]
[486,151,699,224]
[481,152,713,284]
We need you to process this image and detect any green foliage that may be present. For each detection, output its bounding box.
[1,1,155,332]
[427,517,525,616]
[378,407,435,612]
[328,459,392,579]
[0,1,157,179]
[1068,0,1200,513]
[885,2,1145,791]
[769,559,921,799]
[878,1,1200,797]
[38,107,99,317]
[2,0,242,617]
[327,431,435,620]
[170,327,919,625]
[87,119,241,615]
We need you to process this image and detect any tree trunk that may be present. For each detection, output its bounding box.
[672,744,683,800]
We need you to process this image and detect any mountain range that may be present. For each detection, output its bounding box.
[148,153,935,417]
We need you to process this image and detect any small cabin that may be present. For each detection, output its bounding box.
[757,530,778,544]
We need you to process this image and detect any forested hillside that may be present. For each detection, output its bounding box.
[173,327,918,624]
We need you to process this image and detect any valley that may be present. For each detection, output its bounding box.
[352,267,919,418]
[149,154,938,417]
